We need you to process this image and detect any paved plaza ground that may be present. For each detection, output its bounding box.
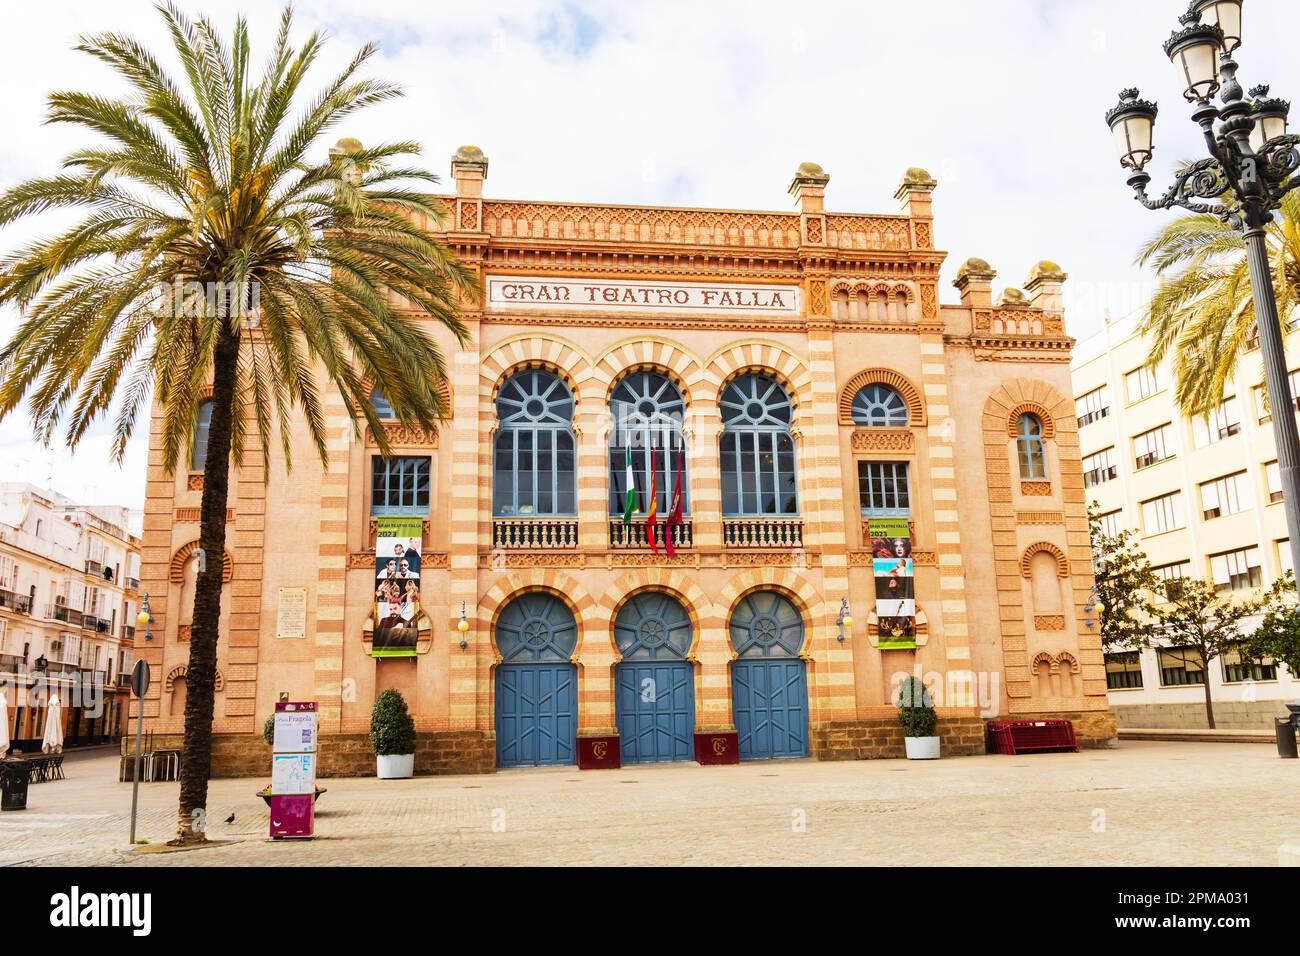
[1,741,1297,866]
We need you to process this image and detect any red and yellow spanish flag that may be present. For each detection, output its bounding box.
[645,446,659,554]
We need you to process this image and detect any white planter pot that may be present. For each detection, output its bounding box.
[376,753,414,779]
[904,736,941,760]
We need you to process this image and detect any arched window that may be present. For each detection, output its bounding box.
[608,371,687,516]
[720,374,798,515]
[851,384,909,427]
[730,591,805,658]
[370,388,395,419]
[495,592,578,662]
[191,399,213,470]
[493,370,576,516]
[1017,413,1047,479]
[614,591,692,660]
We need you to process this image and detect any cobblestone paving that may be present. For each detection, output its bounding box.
[2,742,1297,866]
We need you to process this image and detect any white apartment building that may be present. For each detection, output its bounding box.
[0,483,141,751]
[1071,310,1300,730]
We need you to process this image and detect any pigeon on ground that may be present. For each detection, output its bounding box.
[224,813,235,824]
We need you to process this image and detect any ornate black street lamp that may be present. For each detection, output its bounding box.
[1106,0,1300,577]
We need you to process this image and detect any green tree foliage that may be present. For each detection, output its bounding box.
[1088,505,1160,651]
[1154,578,1263,730]
[1249,571,1300,677]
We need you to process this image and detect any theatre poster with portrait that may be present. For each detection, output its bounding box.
[869,517,916,650]
[372,517,422,658]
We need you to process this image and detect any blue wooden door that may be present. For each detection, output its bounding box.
[493,592,579,768]
[732,659,808,759]
[496,663,577,767]
[613,592,695,764]
[616,661,694,763]
[729,590,809,760]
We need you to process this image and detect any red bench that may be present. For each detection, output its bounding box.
[986,719,1078,755]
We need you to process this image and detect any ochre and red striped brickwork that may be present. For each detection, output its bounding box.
[133,156,1113,775]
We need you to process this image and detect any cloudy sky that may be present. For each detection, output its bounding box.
[0,0,1290,510]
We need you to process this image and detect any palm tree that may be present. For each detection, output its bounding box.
[1136,189,1300,417]
[0,3,478,844]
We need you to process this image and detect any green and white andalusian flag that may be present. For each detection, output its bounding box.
[622,445,638,524]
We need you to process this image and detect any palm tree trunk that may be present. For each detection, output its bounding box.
[173,325,239,845]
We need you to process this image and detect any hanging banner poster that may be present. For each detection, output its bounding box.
[869,518,916,650]
[372,516,423,658]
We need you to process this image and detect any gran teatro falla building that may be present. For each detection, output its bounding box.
[133,145,1116,774]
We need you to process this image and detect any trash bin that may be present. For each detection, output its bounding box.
[1275,717,1298,759]
[0,760,31,810]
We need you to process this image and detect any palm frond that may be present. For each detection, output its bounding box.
[0,2,478,479]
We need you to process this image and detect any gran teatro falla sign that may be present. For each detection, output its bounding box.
[486,275,801,315]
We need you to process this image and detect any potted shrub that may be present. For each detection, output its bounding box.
[897,676,940,759]
[370,689,416,779]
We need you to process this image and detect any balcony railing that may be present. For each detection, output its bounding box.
[49,605,85,627]
[722,517,804,549]
[125,576,140,590]
[0,652,25,674]
[1083,465,1118,488]
[116,672,131,688]
[1076,407,1110,428]
[491,518,579,550]
[0,590,31,614]
[121,624,135,641]
[84,559,103,576]
[609,518,693,550]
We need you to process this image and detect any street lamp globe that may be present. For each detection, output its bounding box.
[136,610,150,627]
[1192,0,1242,53]
[1163,20,1224,101]
[1106,89,1159,170]
[1249,85,1290,150]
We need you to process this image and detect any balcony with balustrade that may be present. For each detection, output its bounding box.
[48,604,84,627]
[491,518,579,550]
[721,517,804,549]
[609,518,693,551]
[0,589,32,614]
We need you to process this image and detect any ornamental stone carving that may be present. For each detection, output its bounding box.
[851,428,915,452]
[364,422,440,447]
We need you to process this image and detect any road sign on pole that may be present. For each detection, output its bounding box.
[128,660,150,846]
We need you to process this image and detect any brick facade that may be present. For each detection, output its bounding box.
[132,149,1114,776]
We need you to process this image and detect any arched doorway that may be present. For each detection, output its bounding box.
[730,591,809,759]
[614,591,694,764]
[494,592,578,768]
